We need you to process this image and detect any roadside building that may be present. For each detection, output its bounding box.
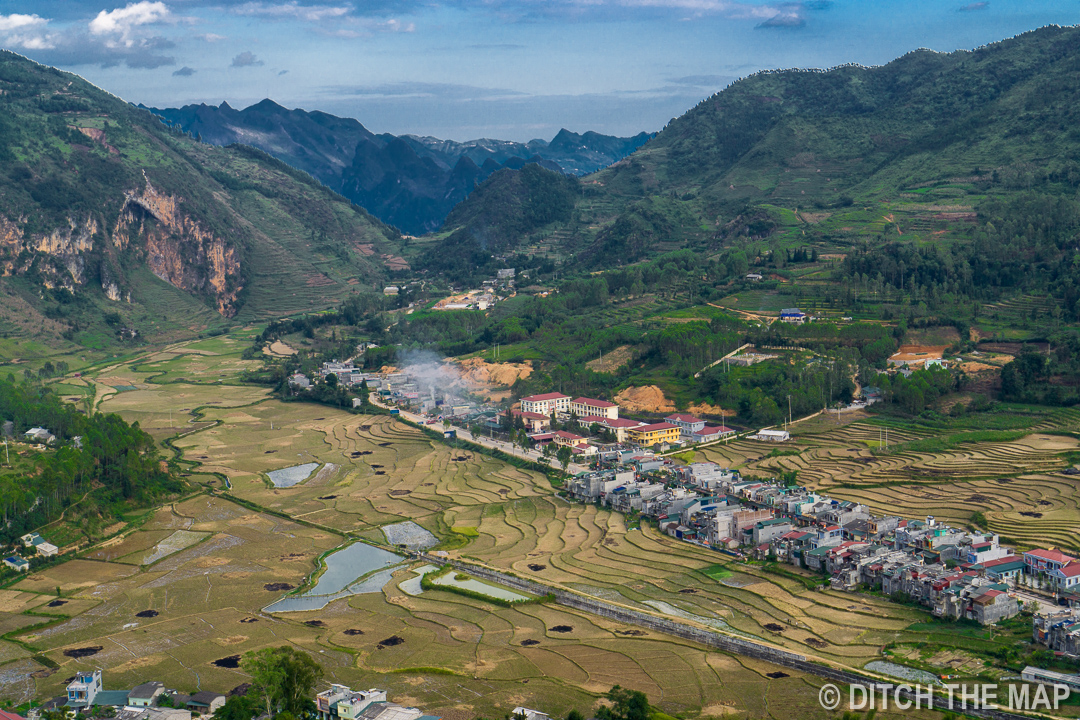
[751,429,790,442]
[520,393,571,416]
[627,422,681,447]
[665,414,705,438]
[570,397,619,420]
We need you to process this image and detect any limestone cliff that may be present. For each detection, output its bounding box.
[113,177,243,315]
[0,177,243,315]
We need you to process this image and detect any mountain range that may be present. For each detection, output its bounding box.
[145,100,653,235]
[4,25,1080,354]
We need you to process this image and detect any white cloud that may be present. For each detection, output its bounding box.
[89,2,172,47]
[233,2,351,22]
[0,13,56,49]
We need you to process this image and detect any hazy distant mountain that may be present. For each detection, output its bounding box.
[146,100,652,234]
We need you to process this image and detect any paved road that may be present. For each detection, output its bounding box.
[368,398,588,474]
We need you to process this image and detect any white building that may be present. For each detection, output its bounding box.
[520,393,571,416]
[570,397,618,420]
[67,670,103,707]
[752,429,790,442]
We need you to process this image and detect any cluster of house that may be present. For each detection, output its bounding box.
[315,683,548,720]
[508,393,736,457]
[3,532,60,573]
[563,459,1080,625]
[44,670,224,720]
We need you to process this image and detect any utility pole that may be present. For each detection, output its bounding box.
[787,395,792,431]
[2,439,8,466]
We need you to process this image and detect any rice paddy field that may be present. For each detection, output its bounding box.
[700,406,1080,550]
[7,334,1078,718]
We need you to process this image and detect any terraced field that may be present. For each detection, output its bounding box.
[700,409,1080,550]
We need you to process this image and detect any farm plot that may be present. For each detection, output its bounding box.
[706,418,1080,549]
[10,495,843,720]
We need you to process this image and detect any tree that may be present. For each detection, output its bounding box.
[596,686,649,720]
[241,646,323,719]
[556,445,573,472]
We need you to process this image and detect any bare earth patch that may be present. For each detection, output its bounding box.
[614,385,675,413]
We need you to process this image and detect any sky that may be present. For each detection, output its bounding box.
[1,0,1078,141]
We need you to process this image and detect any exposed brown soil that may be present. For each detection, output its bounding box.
[615,629,647,636]
[614,385,676,413]
[967,494,992,503]
[805,638,829,648]
[359,425,372,431]
[764,623,785,632]
[527,563,546,571]
[64,646,103,658]
[389,489,410,496]
[135,609,159,618]
[678,588,698,594]
[550,625,573,633]
[520,639,540,646]
[997,478,1013,484]
[343,629,364,636]
[214,655,241,669]
[377,635,405,648]
[264,582,295,591]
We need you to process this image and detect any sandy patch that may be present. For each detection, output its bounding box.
[456,357,532,387]
[960,362,998,373]
[614,385,675,413]
[586,345,635,373]
[701,704,739,716]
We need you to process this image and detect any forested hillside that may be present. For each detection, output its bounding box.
[0,51,402,357]
[433,26,1080,276]
[0,376,180,544]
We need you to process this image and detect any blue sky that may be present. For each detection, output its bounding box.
[2,0,1078,140]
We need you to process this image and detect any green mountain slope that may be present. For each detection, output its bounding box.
[0,51,401,353]
[434,25,1080,269]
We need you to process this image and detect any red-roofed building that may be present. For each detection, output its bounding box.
[665,414,705,437]
[520,392,570,415]
[579,416,643,442]
[0,710,26,720]
[628,422,681,447]
[571,397,619,420]
[1050,563,1080,592]
[692,425,736,443]
[508,409,551,433]
[1024,548,1079,578]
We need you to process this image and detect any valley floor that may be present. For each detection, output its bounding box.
[2,333,1078,719]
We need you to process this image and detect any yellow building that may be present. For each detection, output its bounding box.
[628,422,681,446]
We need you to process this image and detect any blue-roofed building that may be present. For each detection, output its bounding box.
[780,308,807,324]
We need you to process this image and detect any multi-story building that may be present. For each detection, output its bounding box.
[570,397,619,420]
[67,670,103,707]
[316,686,388,720]
[627,422,681,447]
[665,414,705,438]
[520,393,571,416]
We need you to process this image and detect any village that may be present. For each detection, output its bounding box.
[11,672,552,720]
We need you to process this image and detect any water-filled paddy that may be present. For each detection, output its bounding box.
[267,463,319,488]
[264,542,402,612]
